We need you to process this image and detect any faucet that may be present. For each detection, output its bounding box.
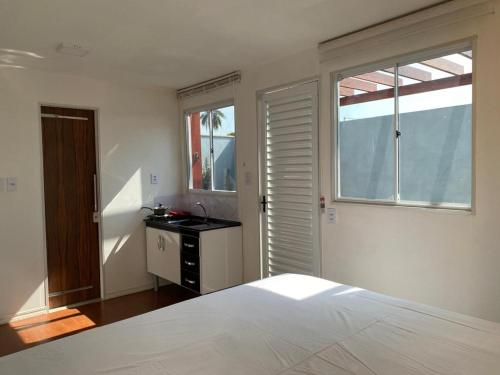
[194,202,208,222]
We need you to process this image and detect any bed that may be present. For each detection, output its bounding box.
[0,274,499,374]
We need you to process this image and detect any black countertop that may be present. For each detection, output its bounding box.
[144,215,241,237]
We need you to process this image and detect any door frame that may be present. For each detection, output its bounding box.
[257,77,322,279]
[38,103,104,310]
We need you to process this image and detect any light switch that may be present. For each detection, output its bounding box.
[327,207,336,224]
[6,177,17,192]
[150,174,159,185]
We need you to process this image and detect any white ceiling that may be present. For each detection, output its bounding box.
[0,0,444,89]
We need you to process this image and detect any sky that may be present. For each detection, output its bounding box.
[200,105,235,136]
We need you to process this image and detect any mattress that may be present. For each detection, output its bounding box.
[0,274,499,374]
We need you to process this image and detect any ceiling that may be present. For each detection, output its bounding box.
[0,0,445,89]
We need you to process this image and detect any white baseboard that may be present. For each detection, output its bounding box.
[104,283,155,300]
[0,306,49,325]
[47,298,102,314]
[0,281,173,324]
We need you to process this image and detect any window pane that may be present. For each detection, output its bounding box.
[187,110,212,190]
[212,105,236,191]
[398,50,472,205]
[338,69,395,200]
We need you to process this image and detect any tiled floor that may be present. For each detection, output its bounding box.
[0,284,198,357]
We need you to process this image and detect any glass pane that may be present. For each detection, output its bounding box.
[212,105,236,191]
[186,110,212,190]
[398,50,472,206]
[337,69,395,200]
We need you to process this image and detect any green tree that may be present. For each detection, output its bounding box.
[202,156,211,190]
[201,109,225,130]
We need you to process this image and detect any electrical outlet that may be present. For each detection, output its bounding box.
[245,171,252,186]
[6,177,17,192]
[327,207,336,224]
[150,174,159,185]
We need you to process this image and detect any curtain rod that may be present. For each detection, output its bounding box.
[318,0,452,46]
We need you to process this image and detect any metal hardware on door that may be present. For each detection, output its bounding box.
[184,243,194,248]
[185,278,196,285]
[260,195,267,212]
[158,235,166,251]
[396,130,402,138]
[48,285,93,298]
[92,174,99,223]
[184,260,196,266]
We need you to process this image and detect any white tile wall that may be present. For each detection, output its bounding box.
[154,193,239,221]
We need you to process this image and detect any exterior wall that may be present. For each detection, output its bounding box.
[201,135,236,191]
[339,105,472,204]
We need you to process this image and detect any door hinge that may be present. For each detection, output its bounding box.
[396,130,402,138]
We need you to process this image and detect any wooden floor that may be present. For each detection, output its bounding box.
[0,284,198,357]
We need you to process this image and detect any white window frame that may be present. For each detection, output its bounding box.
[184,100,237,195]
[332,39,475,211]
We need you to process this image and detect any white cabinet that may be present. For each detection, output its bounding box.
[146,224,243,294]
[146,227,180,284]
[199,227,242,294]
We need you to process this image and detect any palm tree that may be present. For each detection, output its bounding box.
[201,109,225,130]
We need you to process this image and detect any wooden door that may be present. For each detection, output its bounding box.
[41,106,100,308]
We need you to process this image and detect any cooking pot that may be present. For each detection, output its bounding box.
[141,204,169,216]
[153,204,168,216]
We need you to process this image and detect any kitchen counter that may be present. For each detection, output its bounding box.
[144,215,241,237]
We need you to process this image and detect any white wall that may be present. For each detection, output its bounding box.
[319,4,500,323]
[0,68,180,321]
[1,1,499,324]
[177,54,319,283]
[228,3,500,322]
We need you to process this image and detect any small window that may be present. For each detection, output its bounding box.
[335,44,473,209]
[185,104,236,192]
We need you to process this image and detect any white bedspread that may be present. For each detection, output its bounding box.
[1,274,499,374]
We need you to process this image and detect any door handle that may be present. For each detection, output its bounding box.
[158,235,166,251]
[260,195,267,212]
[92,174,99,223]
[93,174,98,212]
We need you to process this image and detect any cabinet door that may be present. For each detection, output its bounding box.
[200,227,242,294]
[146,228,180,284]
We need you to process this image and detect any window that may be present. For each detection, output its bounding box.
[334,44,473,209]
[185,104,236,192]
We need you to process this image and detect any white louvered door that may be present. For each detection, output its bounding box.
[259,81,320,277]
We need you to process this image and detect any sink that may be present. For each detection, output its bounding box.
[146,215,240,232]
[177,219,209,227]
[166,218,211,227]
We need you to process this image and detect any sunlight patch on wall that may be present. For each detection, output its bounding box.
[103,234,131,261]
[14,282,46,316]
[102,168,143,217]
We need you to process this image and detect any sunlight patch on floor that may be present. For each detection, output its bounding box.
[9,308,96,344]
